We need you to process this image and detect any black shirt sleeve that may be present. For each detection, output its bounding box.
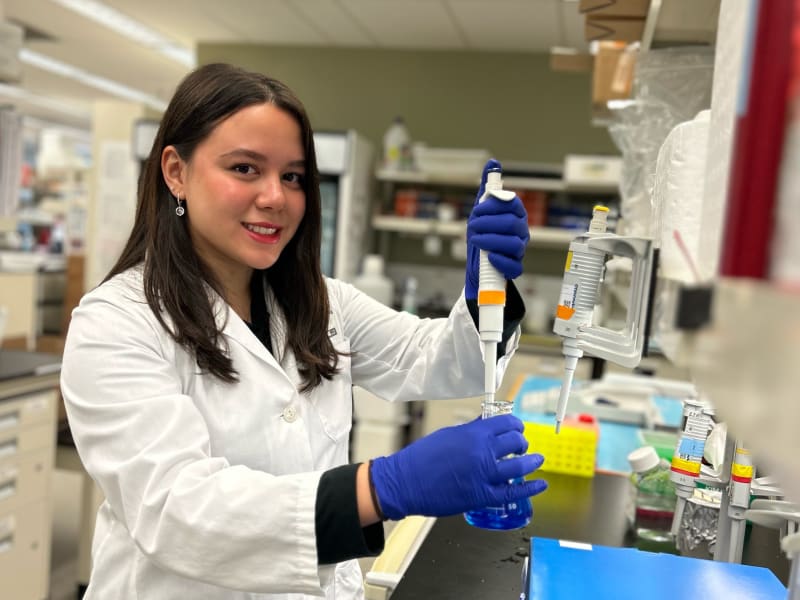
[315,464,385,565]
[465,280,526,360]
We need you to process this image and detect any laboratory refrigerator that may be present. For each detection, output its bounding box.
[314,130,373,282]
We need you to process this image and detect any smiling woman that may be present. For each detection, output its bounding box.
[59,62,544,600]
[161,103,308,320]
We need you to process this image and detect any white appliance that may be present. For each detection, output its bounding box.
[314,130,373,281]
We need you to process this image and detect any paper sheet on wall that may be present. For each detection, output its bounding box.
[89,141,139,288]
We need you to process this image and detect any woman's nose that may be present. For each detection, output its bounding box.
[255,174,285,209]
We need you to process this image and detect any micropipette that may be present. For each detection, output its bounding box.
[476,168,516,418]
[464,166,531,530]
[552,206,610,433]
[551,206,656,434]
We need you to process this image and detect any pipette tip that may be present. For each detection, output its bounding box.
[554,421,561,435]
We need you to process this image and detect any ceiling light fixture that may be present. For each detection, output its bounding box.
[48,0,195,68]
[20,49,168,111]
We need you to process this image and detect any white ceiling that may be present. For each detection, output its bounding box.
[0,0,589,129]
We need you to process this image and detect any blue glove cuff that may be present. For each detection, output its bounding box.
[367,460,387,521]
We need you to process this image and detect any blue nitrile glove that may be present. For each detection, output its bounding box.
[369,414,547,520]
[465,159,530,300]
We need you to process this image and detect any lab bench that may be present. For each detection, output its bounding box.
[379,472,789,599]
[0,349,61,600]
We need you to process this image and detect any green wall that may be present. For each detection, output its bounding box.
[197,44,616,165]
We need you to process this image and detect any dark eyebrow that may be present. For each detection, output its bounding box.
[220,148,305,168]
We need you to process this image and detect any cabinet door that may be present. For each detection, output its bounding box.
[0,448,52,514]
[0,500,50,600]
[0,272,37,349]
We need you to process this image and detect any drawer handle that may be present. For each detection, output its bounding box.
[0,440,17,458]
[0,534,13,554]
[0,481,15,502]
[0,411,19,431]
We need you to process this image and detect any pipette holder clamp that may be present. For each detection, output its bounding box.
[574,236,655,368]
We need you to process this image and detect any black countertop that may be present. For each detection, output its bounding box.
[390,472,789,599]
[0,349,61,382]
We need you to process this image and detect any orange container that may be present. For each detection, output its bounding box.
[393,189,419,217]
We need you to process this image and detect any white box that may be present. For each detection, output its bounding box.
[411,146,490,177]
[563,154,622,190]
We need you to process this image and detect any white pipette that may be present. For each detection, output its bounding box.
[477,169,516,416]
[552,206,609,433]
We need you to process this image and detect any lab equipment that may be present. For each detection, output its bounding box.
[314,130,374,282]
[520,417,597,478]
[369,414,546,521]
[745,502,800,600]
[464,166,532,530]
[723,441,755,563]
[463,160,529,302]
[669,397,714,537]
[552,206,656,433]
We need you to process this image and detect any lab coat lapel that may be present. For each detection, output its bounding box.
[264,287,304,390]
[209,289,281,373]
[211,281,304,390]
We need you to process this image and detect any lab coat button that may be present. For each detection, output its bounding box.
[282,406,297,423]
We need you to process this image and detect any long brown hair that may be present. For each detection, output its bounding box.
[106,63,338,391]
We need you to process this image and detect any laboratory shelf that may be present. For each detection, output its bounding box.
[370,215,575,247]
[375,168,567,192]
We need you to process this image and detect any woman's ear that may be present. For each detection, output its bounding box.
[161,145,185,197]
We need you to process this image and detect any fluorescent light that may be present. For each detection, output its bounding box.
[0,82,91,121]
[48,0,195,68]
[20,49,168,111]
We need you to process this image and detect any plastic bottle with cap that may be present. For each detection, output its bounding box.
[382,116,412,171]
[353,255,395,307]
[627,445,677,550]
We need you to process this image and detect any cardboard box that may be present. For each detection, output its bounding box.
[579,0,651,18]
[592,41,636,106]
[585,17,646,42]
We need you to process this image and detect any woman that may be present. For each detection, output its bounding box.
[61,62,546,599]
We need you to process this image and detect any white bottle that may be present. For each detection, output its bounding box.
[353,255,395,307]
[383,116,411,171]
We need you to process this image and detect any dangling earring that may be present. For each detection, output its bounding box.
[174,194,185,217]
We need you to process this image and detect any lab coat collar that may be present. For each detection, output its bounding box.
[211,277,300,388]
[209,281,280,370]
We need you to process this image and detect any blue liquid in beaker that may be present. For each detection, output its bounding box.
[464,480,532,530]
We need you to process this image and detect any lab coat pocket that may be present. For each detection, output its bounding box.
[313,337,353,443]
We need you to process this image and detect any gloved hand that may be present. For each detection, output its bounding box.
[465,159,530,301]
[370,414,547,520]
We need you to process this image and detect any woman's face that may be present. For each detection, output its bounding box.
[179,103,306,286]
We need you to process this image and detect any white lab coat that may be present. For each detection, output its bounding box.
[60,266,519,599]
